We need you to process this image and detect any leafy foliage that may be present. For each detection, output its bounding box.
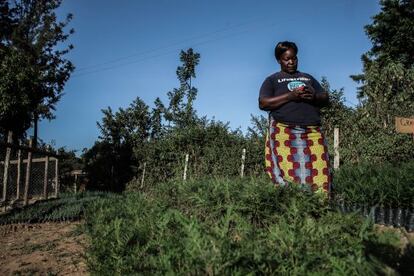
[165,48,200,127]
[0,0,74,139]
[83,97,151,192]
[84,177,406,275]
[337,0,414,164]
[332,162,414,208]
[364,0,414,68]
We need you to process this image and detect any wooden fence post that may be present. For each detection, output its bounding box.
[334,128,340,170]
[16,149,22,200]
[2,131,12,203]
[43,146,50,199]
[240,148,246,178]
[54,158,59,197]
[24,139,33,206]
[140,162,146,189]
[183,154,189,181]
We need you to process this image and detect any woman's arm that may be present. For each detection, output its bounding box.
[314,91,329,106]
[259,88,305,111]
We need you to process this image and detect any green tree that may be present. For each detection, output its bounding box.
[365,0,414,67]
[0,0,74,144]
[346,0,414,163]
[362,61,414,127]
[165,48,200,128]
[84,97,151,191]
[320,77,353,136]
[150,97,165,140]
[351,0,414,100]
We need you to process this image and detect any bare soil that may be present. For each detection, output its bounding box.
[0,222,87,276]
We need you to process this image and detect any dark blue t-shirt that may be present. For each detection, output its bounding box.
[259,71,324,126]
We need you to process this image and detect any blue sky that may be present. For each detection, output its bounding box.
[40,0,381,152]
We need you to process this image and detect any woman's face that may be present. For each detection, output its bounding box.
[278,48,298,74]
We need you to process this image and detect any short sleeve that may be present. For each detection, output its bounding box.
[310,76,324,94]
[259,77,274,99]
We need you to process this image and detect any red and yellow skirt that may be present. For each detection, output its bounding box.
[265,119,331,195]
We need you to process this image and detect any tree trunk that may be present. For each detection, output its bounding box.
[33,112,38,148]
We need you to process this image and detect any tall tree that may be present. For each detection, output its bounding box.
[165,48,200,128]
[150,97,165,139]
[0,0,74,144]
[365,0,414,67]
[351,0,414,100]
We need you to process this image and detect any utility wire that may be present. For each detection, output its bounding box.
[74,16,277,74]
[72,20,281,78]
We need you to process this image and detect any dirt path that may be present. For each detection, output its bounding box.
[0,222,87,276]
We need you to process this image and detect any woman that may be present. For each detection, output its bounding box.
[259,41,331,195]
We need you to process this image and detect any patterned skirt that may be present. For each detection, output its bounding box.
[265,119,331,194]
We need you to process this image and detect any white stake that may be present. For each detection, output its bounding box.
[241,148,246,178]
[140,162,146,188]
[183,154,189,181]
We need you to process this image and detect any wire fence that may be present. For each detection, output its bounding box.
[0,135,59,212]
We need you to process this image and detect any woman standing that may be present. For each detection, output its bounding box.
[259,41,331,195]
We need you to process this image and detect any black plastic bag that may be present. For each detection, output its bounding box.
[393,208,404,227]
[406,210,414,232]
[386,208,395,226]
[376,206,386,225]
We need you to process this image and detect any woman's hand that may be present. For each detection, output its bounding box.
[300,85,315,101]
[298,85,330,106]
[259,84,327,111]
[289,85,314,101]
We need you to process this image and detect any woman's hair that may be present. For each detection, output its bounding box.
[274,41,298,61]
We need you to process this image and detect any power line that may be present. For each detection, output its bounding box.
[73,16,277,74]
[71,20,281,78]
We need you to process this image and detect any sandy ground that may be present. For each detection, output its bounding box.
[0,222,87,276]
